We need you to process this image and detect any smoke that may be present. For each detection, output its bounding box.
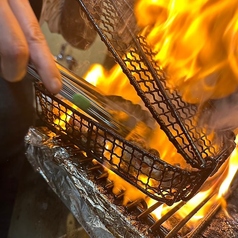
[198,89,238,132]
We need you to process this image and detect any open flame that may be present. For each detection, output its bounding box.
[134,0,238,104]
[84,63,193,169]
[83,63,141,104]
[80,0,238,222]
[99,140,238,228]
[54,0,238,229]
[148,139,238,225]
[218,136,238,198]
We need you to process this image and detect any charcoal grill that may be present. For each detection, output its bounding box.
[32,0,236,205]
[25,127,238,238]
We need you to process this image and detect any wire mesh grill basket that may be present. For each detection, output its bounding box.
[33,0,236,205]
[76,0,236,169]
[35,83,235,205]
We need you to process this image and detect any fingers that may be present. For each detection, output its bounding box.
[0,0,62,94]
[0,0,29,82]
[9,0,62,94]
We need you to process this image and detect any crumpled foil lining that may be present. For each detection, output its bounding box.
[25,127,145,238]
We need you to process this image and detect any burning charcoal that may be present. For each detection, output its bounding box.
[52,102,68,119]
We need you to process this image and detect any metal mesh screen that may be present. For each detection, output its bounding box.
[35,83,235,205]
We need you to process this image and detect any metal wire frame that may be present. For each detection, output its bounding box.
[76,0,235,171]
[31,0,237,205]
[34,83,235,205]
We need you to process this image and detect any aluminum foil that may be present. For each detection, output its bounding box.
[25,127,146,238]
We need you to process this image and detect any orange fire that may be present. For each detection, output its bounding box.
[84,64,192,169]
[134,0,238,104]
[53,101,78,130]
[54,0,238,228]
[83,64,141,104]
[82,62,238,226]
[148,139,238,225]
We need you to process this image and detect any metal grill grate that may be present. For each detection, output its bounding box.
[26,126,237,238]
[26,0,238,206]
[32,0,237,205]
[35,83,235,205]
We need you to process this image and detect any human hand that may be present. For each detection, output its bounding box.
[0,0,62,94]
